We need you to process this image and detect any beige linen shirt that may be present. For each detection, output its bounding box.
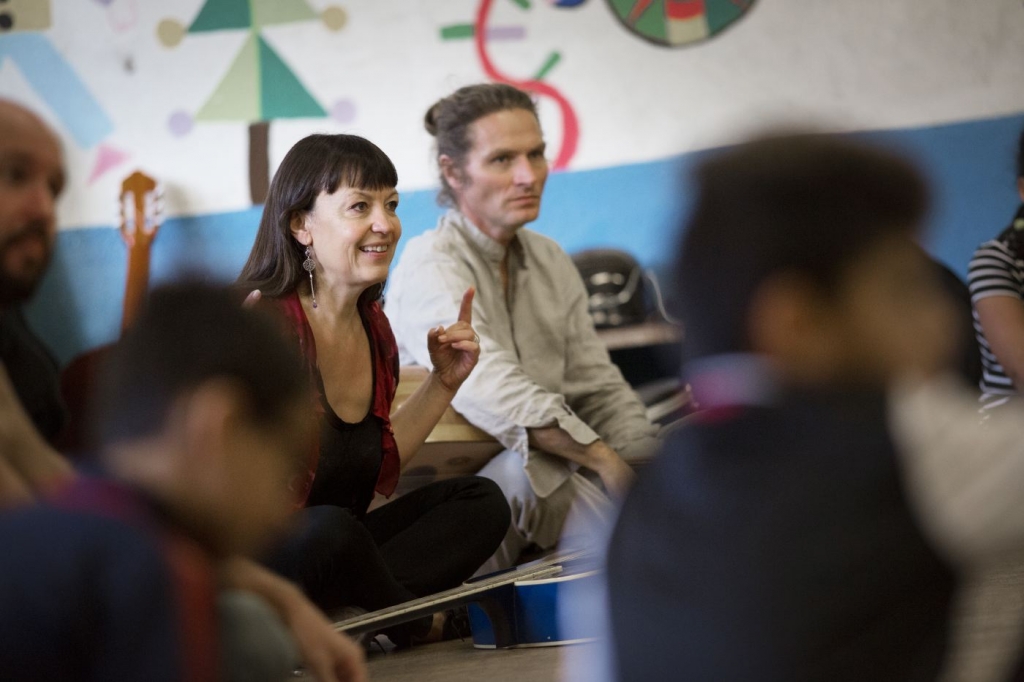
[386,209,660,497]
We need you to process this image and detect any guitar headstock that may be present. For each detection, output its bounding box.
[119,170,162,250]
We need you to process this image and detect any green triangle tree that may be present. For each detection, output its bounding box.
[159,0,346,203]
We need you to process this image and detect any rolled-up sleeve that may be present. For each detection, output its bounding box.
[558,255,660,460]
[969,241,1023,304]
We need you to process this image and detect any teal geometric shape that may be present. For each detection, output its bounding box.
[258,35,325,119]
[196,32,261,121]
[705,0,744,35]
[634,0,667,41]
[188,0,252,33]
[250,0,317,29]
[609,0,667,42]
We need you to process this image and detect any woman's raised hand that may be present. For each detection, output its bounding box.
[427,287,480,392]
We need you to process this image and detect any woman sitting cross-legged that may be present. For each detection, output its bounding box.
[236,134,510,645]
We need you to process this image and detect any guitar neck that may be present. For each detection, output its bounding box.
[118,171,160,334]
[122,244,151,334]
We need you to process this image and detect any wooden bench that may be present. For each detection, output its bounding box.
[386,367,503,496]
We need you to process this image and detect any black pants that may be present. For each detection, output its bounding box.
[266,476,510,615]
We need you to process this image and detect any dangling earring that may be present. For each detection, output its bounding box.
[303,246,318,309]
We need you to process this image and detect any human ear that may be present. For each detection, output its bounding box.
[290,212,312,247]
[440,155,463,191]
[1017,177,1024,203]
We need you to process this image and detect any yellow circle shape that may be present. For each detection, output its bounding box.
[322,6,347,31]
[157,19,186,48]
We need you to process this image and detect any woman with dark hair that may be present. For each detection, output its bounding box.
[968,125,1024,412]
[237,134,510,644]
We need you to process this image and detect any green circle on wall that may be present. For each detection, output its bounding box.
[606,0,756,47]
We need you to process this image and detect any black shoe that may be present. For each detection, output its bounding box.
[440,606,471,642]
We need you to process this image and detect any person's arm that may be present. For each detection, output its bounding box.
[969,241,1024,386]
[892,376,1024,566]
[557,256,660,461]
[0,363,74,507]
[975,295,1024,387]
[389,288,480,468]
[219,558,366,682]
[528,427,635,500]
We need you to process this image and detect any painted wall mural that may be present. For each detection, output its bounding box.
[2,0,1023,365]
[608,0,755,47]
[439,0,756,171]
[92,0,141,34]
[0,0,127,184]
[443,0,580,170]
[158,0,347,203]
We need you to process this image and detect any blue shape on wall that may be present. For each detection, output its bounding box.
[0,33,114,148]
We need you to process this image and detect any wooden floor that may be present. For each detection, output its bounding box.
[366,638,562,682]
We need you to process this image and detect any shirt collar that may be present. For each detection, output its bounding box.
[443,209,524,265]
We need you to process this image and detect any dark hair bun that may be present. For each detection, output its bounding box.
[424,104,440,137]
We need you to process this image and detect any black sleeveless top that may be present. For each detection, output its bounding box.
[304,315,384,516]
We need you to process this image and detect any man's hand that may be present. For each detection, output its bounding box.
[528,427,636,501]
[427,287,480,392]
[584,441,636,501]
[280,591,366,682]
[220,558,366,682]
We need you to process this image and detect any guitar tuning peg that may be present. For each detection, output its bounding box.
[153,184,166,213]
[120,195,136,233]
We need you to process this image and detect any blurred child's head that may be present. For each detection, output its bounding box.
[97,282,309,556]
[676,133,956,388]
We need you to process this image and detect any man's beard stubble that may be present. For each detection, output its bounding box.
[0,223,52,308]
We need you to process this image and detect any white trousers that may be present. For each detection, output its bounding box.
[476,448,614,572]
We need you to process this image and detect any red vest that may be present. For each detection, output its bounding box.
[269,291,402,503]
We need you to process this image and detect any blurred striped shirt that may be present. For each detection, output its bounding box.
[968,210,1024,412]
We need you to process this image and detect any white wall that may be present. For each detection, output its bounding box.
[3,0,1023,230]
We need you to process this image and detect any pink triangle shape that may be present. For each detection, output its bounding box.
[88,144,130,184]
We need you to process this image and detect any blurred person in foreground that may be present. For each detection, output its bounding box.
[0,97,365,681]
[0,98,74,504]
[607,132,981,682]
[0,283,365,681]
